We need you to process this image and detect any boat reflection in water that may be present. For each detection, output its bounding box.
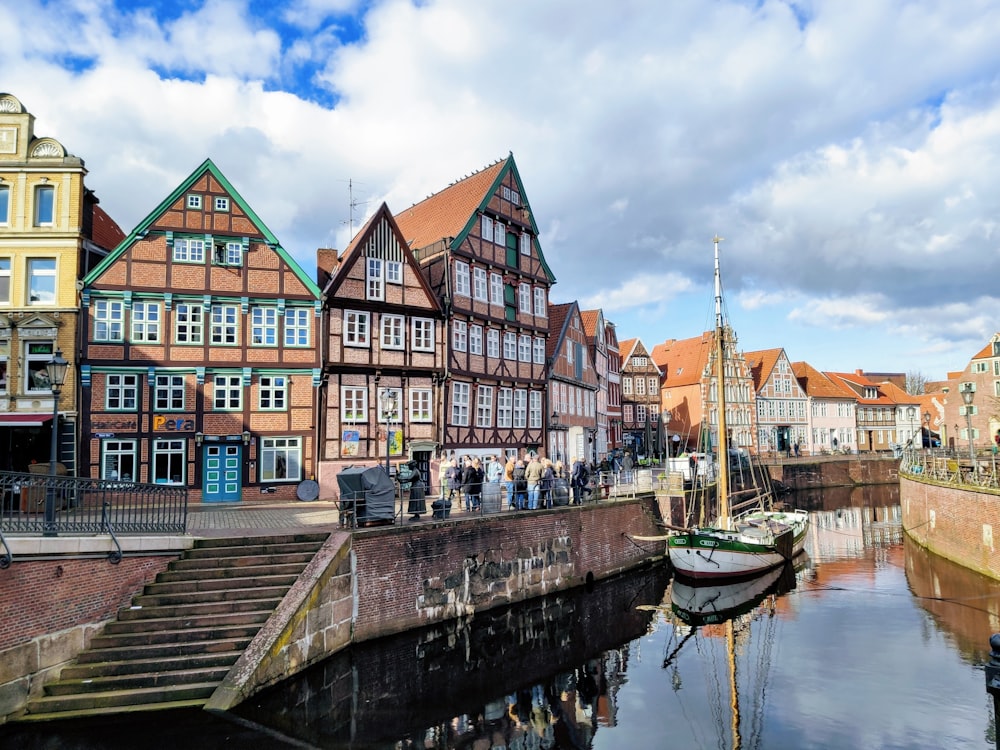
[669,559,800,627]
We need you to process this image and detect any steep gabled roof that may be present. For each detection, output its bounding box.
[323,202,440,309]
[878,380,918,405]
[546,302,573,360]
[394,153,555,282]
[650,332,713,387]
[791,361,853,399]
[84,158,321,297]
[825,371,896,405]
[744,347,783,391]
[90,204,126,250]
[579,309,601,340]
[619,338,639,362]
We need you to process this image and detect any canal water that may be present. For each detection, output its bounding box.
[4,483,999,749]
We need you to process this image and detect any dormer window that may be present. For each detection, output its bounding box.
[214,197,229,212]
[186,194,202,209]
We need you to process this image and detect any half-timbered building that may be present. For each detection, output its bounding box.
[80,159,322,502]
[395,155,554,460]
[547,302,599,467]
[619,338,662,459]
[746,347,806,455]
[580,308,612,459]
[318,202,445,497]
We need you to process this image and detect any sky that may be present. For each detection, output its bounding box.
[4,0,1000,383]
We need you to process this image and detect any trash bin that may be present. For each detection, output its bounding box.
[21,462,66,513]
[552,478,570,507]
[481,482,504,513]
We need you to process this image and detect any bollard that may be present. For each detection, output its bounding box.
[986,633,1000,750]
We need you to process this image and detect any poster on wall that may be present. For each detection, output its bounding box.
[389,428,403,457]
[341,430,360,456]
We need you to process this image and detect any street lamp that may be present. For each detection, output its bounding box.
[923,411,931,451]
[379,389,398,476]
[961,383,976,466]
[664,409,672,457]
[43,350,69,537]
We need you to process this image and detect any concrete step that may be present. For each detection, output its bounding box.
[24,682,218,714]
[155,561,309,582]
[193,532,329,549]
[142,573,300,596]
[45,666,231,695]
[60,651,243,680]
[131,584,290,608]
[116,596,283,621]
[89,622,263,649]
[181,540,325,560]
[168,552,315,571]
[103,608,271,634]
[14,698,208,722]
[75,637,253,664]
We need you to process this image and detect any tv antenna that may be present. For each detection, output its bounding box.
[342,179,369,237]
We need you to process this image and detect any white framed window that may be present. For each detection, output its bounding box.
[261,437,301,482]
[341,386,367,423]
[503,332,517,360]
[344,311,370,347]
[497,388,513,428]
[636,404,647,423]
[490,273,503,306]
[155,374,185,411]
[636,377,646,396]
[215,241,242,266]
[469,325,483,355]
[513,389,527,428]
[520,233,531,256]
[412,318,434,351]
[27,258,56,304]
[533,337,545,365]
[94,299,124,342]
[174,303,204,344]
[386,260,402,284]
[494,221,506,245]
[649,376,658,394]
[622,377,632,395]
[0,186,9,226]
[24,341,55,394]
[367,257,384,300]
[487,328,500,358]
[519,283,531,313]
[481,214,493,242]
[451,382,470,426]
[533,288,546,317]
[186,194,202,209]
[251,307,278,346]
[259,375,287,410]
[381,314,405,349]
[410,389,432,422]
[213,374,242,410]
[0,258,9,303]
[152,439,186,484]
[476,386,493,427]
[473,267,488,301]
[173,237,205,263]
[214,196,230,212]
[453,320,467,352]
[454,260,470,297]
[107,373,139,410]
[529,391,542,429]
[518,334,531,362]
[210,304,239,345]
[34,185,54,226]
[132,301,161,343]
[567,344,573,365]
[102,439,136,482]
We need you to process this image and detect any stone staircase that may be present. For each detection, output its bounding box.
[16,532,329,721]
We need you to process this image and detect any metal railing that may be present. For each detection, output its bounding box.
[899,448,1000,490]
[0,471,188,536]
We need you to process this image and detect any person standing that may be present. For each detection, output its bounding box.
[437,456,452,502]
[571,456,588,505]
[504,455,516,509]
[512,460,528,510]
[525,453,543,510]
[540,458,555,509]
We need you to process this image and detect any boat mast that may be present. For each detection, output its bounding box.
[714,235,730,529]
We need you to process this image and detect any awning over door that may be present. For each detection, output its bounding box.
[0,414,54,427]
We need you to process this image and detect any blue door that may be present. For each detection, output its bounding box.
[202,444,242,502]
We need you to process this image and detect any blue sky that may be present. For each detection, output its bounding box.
[6,0,1000,382]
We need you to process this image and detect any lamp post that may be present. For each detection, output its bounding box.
[961,383,976,466]
[43,350,69,537]
[923,411,931,451]
[664,409,672,457]
[379,389,398,476]
[550,410,560,461]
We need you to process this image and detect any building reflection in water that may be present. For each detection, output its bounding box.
[234,563,672,748]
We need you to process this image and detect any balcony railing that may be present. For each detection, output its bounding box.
[899,448,1000,490]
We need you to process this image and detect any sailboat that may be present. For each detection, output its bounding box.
[667,237,809,579]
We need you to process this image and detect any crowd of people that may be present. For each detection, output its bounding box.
[432,450,637,512]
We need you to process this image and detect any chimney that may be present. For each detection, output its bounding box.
[316,248,340,289]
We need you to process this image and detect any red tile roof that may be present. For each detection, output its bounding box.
[91,204,126,251]
[791,361,852,398]
[650,333,713,386]
[547,302,572,359]
[394,160,506,250]
[579,309,601,339]
[744,348,782,391]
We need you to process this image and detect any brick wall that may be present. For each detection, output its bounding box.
[901,475,1000,580]
[350,497,664,641]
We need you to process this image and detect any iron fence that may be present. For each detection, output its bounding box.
[899,448,1000,490]
[0,471,188,536]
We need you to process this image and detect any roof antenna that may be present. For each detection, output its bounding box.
[341,179,368,237]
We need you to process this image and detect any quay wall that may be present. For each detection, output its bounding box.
[764,456,899,490]
[900,474,1000,581]
[349,496,665,642]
